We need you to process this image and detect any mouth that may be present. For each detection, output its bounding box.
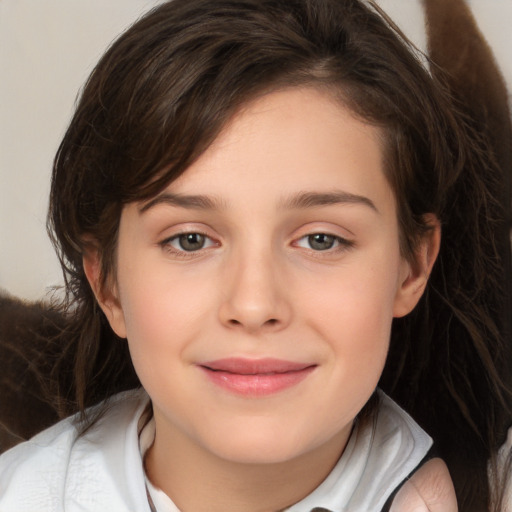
[198,358,317,397]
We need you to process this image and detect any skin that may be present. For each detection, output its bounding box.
[390,458,458,512]
[84,87,453,511]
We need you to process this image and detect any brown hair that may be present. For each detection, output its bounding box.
[47,0,512,510]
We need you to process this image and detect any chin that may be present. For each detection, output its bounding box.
[215,442,307,465]
[199,421,340,466]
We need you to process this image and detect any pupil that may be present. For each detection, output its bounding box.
[179,233,205,251]
[309,234,335,250]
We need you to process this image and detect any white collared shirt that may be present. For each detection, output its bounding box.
[0,389,431,512]
[141,390,432,512]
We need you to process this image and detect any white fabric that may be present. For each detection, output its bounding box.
[0,388,432,511]
[146,478,180,512]
[285,391,432,511]
[0,389,152,512]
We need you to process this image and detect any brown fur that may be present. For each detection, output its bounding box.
[424,0,512,218]
[0,293,63,451]
[423,2,512,509]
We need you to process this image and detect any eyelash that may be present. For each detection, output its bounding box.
[160,231,218,258]
[294,233,355,254]
[160,230,354,258]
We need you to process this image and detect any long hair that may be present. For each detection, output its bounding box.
[47,1,512,509]
[380,1,512,510]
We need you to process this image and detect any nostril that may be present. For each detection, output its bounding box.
[226,318,279,328]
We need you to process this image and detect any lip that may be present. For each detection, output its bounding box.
[198,358,316,397]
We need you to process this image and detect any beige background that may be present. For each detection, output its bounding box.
[1,0,511,300]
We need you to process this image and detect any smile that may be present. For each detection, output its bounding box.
[198,358,317,397]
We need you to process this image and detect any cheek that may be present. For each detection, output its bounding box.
[115,262,213,369]
[310,260,398,323]
[302,256,400,370]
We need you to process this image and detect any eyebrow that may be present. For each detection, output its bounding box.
[139,193,225,213]
[281,191,378,213]
[139,189,378,214]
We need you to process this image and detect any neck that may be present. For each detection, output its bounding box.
[144,417,351,512]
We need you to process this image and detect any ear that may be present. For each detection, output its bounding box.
[393,215,441,318]
[82,245,127,339]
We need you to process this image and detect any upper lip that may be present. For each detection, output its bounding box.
[199,358,315,375]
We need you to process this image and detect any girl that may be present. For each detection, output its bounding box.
[0,0,510,510]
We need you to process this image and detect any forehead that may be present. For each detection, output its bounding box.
[156,87,394,215]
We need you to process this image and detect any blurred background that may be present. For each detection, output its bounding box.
[1,0,511,301]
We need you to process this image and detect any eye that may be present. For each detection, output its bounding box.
[164,232,216,252]
[295,233,352,251]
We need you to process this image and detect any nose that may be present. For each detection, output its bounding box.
[218,248,292,334]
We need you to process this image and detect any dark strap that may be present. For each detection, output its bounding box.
[380,446,437,512]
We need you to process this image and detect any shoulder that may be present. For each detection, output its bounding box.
[375,393,457,511]
[389,458,458,512]
[0,389,150,512]
[497,426,512,511]
[354,391,435,508]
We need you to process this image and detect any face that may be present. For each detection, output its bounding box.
[90,87,430,467]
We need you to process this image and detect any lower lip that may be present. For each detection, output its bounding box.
[199,366,315,397]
